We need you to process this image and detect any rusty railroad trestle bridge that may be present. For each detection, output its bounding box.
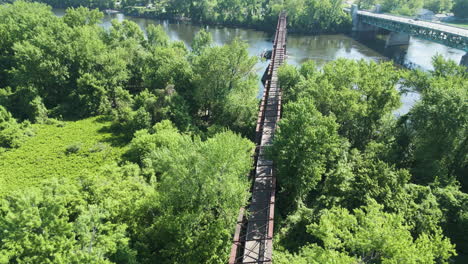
[229,12,287,264]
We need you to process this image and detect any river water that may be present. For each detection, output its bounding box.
[53,9,466,115]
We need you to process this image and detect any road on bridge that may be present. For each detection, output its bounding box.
[359,10,468,38]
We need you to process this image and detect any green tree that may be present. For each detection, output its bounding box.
[275,244,356,264]
[434,186,468,259]
[126,121,254,263]
[281,59,401,149]
[0,180,131,263]
[278,64,302,103]
[191,29,213,55]
[424,0,454,13]
[146,24,170,47]
[307,201,456,263]
[396,56,467,189]
[63,6,104,27]
[0,1,59,88]
[409,77,467,187]
[270,98,344,212]
[192,39,258,134]
[453,0,468,18]
[381,0,424,15]
[0,105,31,149]
[358,0,379,10]
[143,45,192,93]
[36,0,115,9]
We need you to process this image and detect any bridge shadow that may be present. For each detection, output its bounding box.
[350,29,410,67]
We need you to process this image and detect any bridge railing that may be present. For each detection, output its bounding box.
[228,11,287,264]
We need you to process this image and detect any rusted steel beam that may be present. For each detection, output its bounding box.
[229,12,287,264]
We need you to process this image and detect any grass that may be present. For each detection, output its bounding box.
[0,117,127,196]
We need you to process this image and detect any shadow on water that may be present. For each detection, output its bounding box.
[349,30,411,68]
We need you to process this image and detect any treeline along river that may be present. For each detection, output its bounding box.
[53,8,465,115]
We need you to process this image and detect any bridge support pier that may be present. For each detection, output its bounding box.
[351,4,379,40]
[385,32,410,48]
[461,53,468,69]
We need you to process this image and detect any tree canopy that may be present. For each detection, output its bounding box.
[272,57,467,263]
[1,1,467,263]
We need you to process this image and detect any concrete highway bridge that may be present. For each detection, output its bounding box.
[229,12,287,264]
[349,5,468,66]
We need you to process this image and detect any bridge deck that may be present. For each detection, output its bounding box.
[354,9,468,51]
[229,12,287,264]
[358,10,468,38]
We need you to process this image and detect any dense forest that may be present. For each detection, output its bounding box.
[26,0,468,30]
[0,1,467,264]
[29,0,352,33]
[0,2,258,263]
[272,58,467,263]
[11,0,468,33]
[359,0,468,17]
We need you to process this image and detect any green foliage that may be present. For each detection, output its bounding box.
[266,0,351,33]
[0,2,137,118]
[0,1,58,86]
[191,29,213,55]
[381,0,425,15]
[0,117,125,196]
[309,201,456,263]
[143,45,191,92]
[425,0,454,13]
[192,39,258,135]
[358,0,379,10]
[453,0,468,18]
[0,180,131,263]
[275,244,357,264]
[125,120,254,263]
[0,105,32,149]
[66,142,83,154]
[275,202,456,264]
[146,24,170,47]
[270,98,344,212]
[63,6,104,27]
[123,0,350,33]
[280,59,401,149]
[113,87,193,138]
[3,2,466,263]
[434,186,468,257]
[1,2,259,140]
[397,56,467,189]
[273,57,466,263]
[409,77,467,186]
[35,0,115,9]
[278,64,302,103]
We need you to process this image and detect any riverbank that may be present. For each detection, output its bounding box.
[120,7,274,33]
[120,6,352,34]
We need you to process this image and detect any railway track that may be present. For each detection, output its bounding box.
[229,12,287,264]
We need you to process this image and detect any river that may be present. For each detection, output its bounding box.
[53,9,466,115]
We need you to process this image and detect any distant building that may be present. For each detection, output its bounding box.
[416,9,435,21]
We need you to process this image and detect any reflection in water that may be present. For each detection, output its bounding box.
[53,8,465,114]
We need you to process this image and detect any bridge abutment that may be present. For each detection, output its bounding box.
[352,4,378,34]
[461,53,468,69]
[385,32,411,47]
[351,4,381,41]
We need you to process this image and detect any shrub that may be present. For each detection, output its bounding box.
[89,142,108,153]
[0,105,30,149]
[65,143,82,154]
